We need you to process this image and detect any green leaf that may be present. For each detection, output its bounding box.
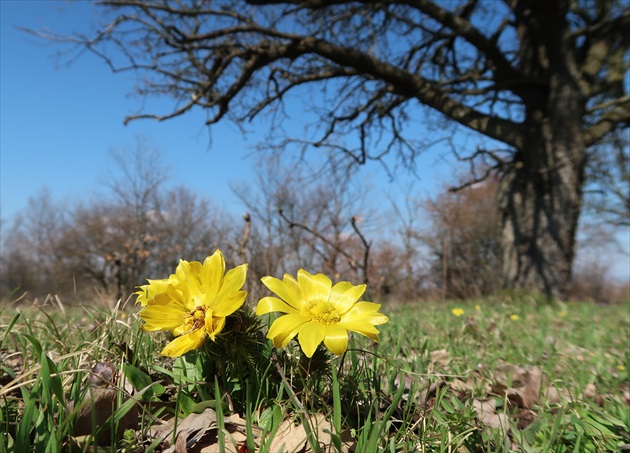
[258,404,282,432]
[123,363,164,400]
[0,313,20,349]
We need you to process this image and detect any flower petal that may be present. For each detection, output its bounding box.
[256,296,301,315]
[323,325,349,356]
[139,304,187,331]
[272,322,303,348]
[267,313,309,345]
[200,251,225,301]
[166,283,191,310]
[261,274,304,310]
[135,276,179,305]
[345,301,384,316]
[213,290,247,317]
[341,311,389,328]
[205,313,226,340]
[161,328,206,357]
[298,321,326,358]
[336,320,381,341]
[216,263,248,302]
[331,283,366,315]
[297,270,331,303]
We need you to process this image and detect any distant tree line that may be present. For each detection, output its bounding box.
[1,139,627,304]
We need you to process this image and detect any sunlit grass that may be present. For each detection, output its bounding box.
[1,294,628,452]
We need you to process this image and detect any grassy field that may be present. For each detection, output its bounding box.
[1,294,628,452]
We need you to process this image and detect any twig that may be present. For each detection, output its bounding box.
[350,216,371,285]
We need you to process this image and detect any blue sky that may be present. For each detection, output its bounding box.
[0,1,273,221]
[1,1,627,281]
[0,1,458,222]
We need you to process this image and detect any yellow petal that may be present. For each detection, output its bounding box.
[201,251,225,301]
[135,285,151,306]
[135,277,175,305]
[205,314,226,340]
[298,321,326,358]
[272,324,302,348]
[336,320,381,341]
[139,304,187,331]
[175,260,203,301]
[213,290,247,317]
[331,283,366,314]
[297,270,331,302]
[172,325,186,336]
[344,301,384,316]
[215,263,247,302]
[166,283,190,309]
[267,313,308,344]
[175,260,192,286]
[256,296,301,315]
[323,325,349,356]
[161,328,206,357]
[343,311,389,326]
[146,291,168,305]
[261,275,304,310]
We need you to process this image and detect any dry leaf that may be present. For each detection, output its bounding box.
[196,430,247,453]
[472,398,510,432]
[268,417,308,453]
[151,408,217,451]
[430,349,451,367]
[416,380,443,407]
[583,383,597,399]
[491,364,561,409]
[264,413,352,453]
[450,378,473,392]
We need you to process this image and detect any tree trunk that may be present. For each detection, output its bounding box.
[498,75,587,298]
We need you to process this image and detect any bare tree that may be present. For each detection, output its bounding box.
[584,133,629,230]
[422,177,502,299]
[41,0,629,297]
[0,189,72,299]
[377,188,430,301]
[0,139,235,302]
[233,153,375,288]
[150,185,235,275]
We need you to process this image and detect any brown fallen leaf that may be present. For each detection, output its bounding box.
[150,407,217,451]
[195,413,258,453]
[491,364,564,409]
[416,379,446,408]
[264,413,354,453]
[472,398,510,432]
[267,416,308,453]
[507,366,542,409]
[449,378,473,393]
[430,349,451,367]
[583,383,597,399]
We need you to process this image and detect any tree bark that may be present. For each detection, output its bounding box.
[499,74,587,298]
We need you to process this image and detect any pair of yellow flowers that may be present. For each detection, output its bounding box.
[136,250,388,358]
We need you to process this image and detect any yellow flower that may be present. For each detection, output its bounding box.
[138,250,248,357]
[558,310,568,318]
[256,269,388,358]
[451,308,464,317]
[510,314,519,321]
[475,305,481,311]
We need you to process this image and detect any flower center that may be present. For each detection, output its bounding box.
[184,306,207,333]
[303,299,341,325]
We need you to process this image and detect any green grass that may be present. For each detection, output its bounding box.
[1,295,628,452]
